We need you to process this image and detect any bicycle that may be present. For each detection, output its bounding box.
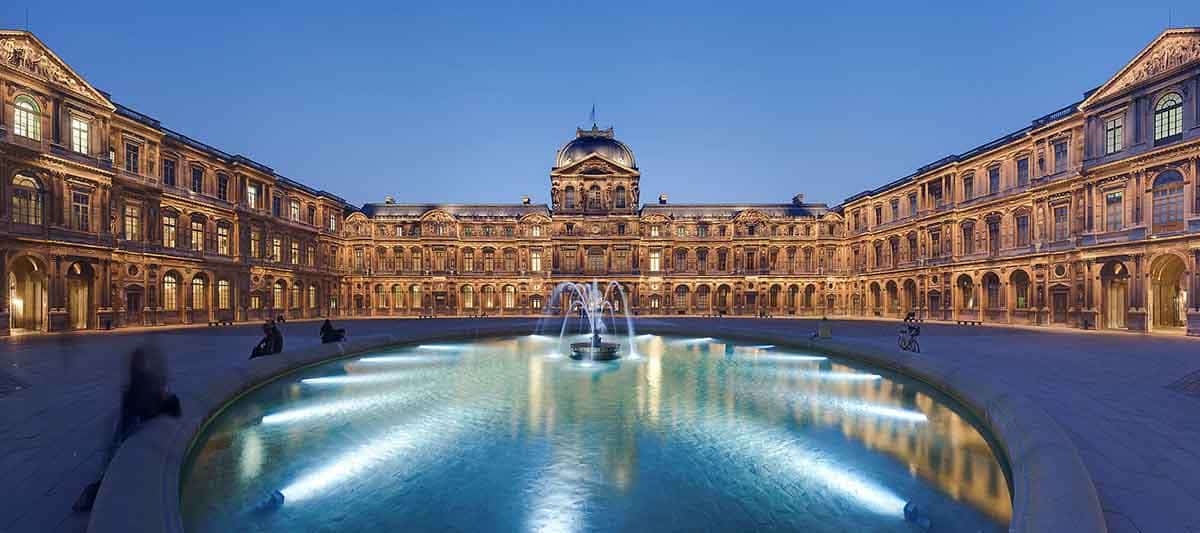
[897,327,920,353]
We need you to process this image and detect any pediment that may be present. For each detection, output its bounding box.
[419,209,456,222]
[1082,28,1200,108]
[555,153,634,175]
[0,32,113,110]
[733,209,770,223]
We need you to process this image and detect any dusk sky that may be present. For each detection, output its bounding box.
[3,1,1197,207]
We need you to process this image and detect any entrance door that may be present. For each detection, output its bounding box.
[744,292,757,315]
[8,256,47,332]
[66,262,94,330]
[1051,289,1068,324]
[1105,280,1127,329]
[126,288,143,325]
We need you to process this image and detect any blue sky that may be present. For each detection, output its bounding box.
[3,1,1197,207]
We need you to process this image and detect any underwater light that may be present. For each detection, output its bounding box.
[355,354,457,365]
[744,354,827,363]
[278,407,475,502]
[676,337,715,344]
[799,370,881,381]
[300,371,419,386]
[820,399,928,422]
[260,392,413,426]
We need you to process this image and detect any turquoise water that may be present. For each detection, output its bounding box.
[180,335,1012,532]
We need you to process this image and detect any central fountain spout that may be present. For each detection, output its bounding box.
[542,280,632,362]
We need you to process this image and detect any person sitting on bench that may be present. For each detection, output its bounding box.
[320,319,346,344]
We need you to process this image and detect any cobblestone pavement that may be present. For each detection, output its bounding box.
[1,317,1197,533]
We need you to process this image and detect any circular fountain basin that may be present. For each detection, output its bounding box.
[180,335,1012,532]
[569,341,621,361]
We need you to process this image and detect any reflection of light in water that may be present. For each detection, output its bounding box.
[300,371,419,386]
[239,431,264,481]
[795,370,881,381]
[355,354,457,365]
[261,392,414,425]
[676,337,715,344]
[525,445,589,533]
[744,353,827,363]
[705,420,908,516]
[823,400,927,422]
[279,407,474,503]
[527,334,555,341]
[416,344,466,351]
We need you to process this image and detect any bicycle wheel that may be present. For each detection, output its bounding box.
[910,339,920,353]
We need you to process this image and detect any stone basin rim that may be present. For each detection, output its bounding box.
[86,321,1106,533]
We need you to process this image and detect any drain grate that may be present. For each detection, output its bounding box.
[1167,369,1200,397]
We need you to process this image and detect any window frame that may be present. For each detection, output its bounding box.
[13,95,41,140]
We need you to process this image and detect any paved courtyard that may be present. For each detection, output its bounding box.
[1,317,1197,533]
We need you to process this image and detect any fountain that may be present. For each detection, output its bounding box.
[542,280,635,361]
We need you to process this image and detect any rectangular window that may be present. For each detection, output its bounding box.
[191,220,204,251]
[307,245,316,267]
[530,249,542,272]
[988,167,1000,194]
[649,250,661,272]
[675,225,686,237]
[217,225,230,255]
[873,206,882,225]
[1105,192,1123,232]
[273,238,283,262]
[72,192,90,231]
[70,117,89,154]
[247,182,260,208]
[291,242,300,265]
[962,176,974,200]
[1053,141,1068,173]
[272,196,282,217]
[162,159,176,186]
[531,225,542,237]
[124,143,139,174]
[123,205,140,240]
[162,215,177,248]
[908,193,918,216]
[890,199,899,220]
[250,229,261,257]
[650,225,660,237]
[218,282,231,310]
[617,223,626,235]
[1104,117,1124,154]
[697,224,708,237]
[217,175,229,201]
[1053,205,1069,240]
[290,199,300,222]
[328,213,338,231]
[307,206,316,225]
[1016,158,1029,187]
[190,167,203,193]
[1016,215,1030,246]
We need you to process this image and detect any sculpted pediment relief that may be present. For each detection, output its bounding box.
[1083,29,1200,108]
[0,32,113,109]
[733,209,770,223]
[420,209,456,222]
[556,153,634,175]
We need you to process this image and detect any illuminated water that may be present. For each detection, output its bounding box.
[180,335,1012,532]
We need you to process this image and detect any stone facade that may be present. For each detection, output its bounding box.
[2,28,1199,336]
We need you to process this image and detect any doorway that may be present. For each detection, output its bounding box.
[66,262,94,330]
[1050,286,1069,324]
[8,256,48,332]
[1151,254,1188,330]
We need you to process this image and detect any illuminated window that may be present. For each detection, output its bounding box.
[162,214,177,247]
[1105,192,1123,232]
[530,249,542,272]
[13,95,40,140]
[191,277,206,310]
[272,238,282,262]
[123,205,140,240]
[163,273,179,311]
[504,286,516,308]
[291,241,300,265]
[1152,170,1184,231]
[290,199,300,222]
[70,116,89,154]
[217,280,231,310]
[1053,206,1070,241]
[72,192,90,231]
[217,225,230,255]
[125,143,140,174]
[191,220,204,251]
[649,250,661,272]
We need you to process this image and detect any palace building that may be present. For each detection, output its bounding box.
[2,28,1199,336]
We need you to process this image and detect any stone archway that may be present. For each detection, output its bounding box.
[66,261,95,330]
[1150,254,1188,330]
[1099,261,1129,329]
[8,255,48,332]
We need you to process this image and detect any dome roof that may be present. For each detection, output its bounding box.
[554,125,636,169]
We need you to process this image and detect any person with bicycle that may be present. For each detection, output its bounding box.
[900,311,920,352]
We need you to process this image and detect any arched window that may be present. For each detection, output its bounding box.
[614,185,627,208]
[564,186,576,209]
[217,280,231,310]
[410,284,422,309]
[309,284,318,309]
[374,284,386,308]
[1154,93,1183,143]
[462,285,474,309]
[191,277,207,310]
[13,95,41,140]
[1152,170,1185,231]
[503,285,516,308]
[273,281,285,309]
[11,173,43,225]
[391,284,403,309]
[291,283,301,309]
[482,286,495,309]
[163,273,179,311]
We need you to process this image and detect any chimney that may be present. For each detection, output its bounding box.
[791,193,805,206]
[521,195,531,205]
[658,193,668,205]
[384,195,395,204]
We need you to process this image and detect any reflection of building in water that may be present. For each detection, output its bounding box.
[752,359,1012,524]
